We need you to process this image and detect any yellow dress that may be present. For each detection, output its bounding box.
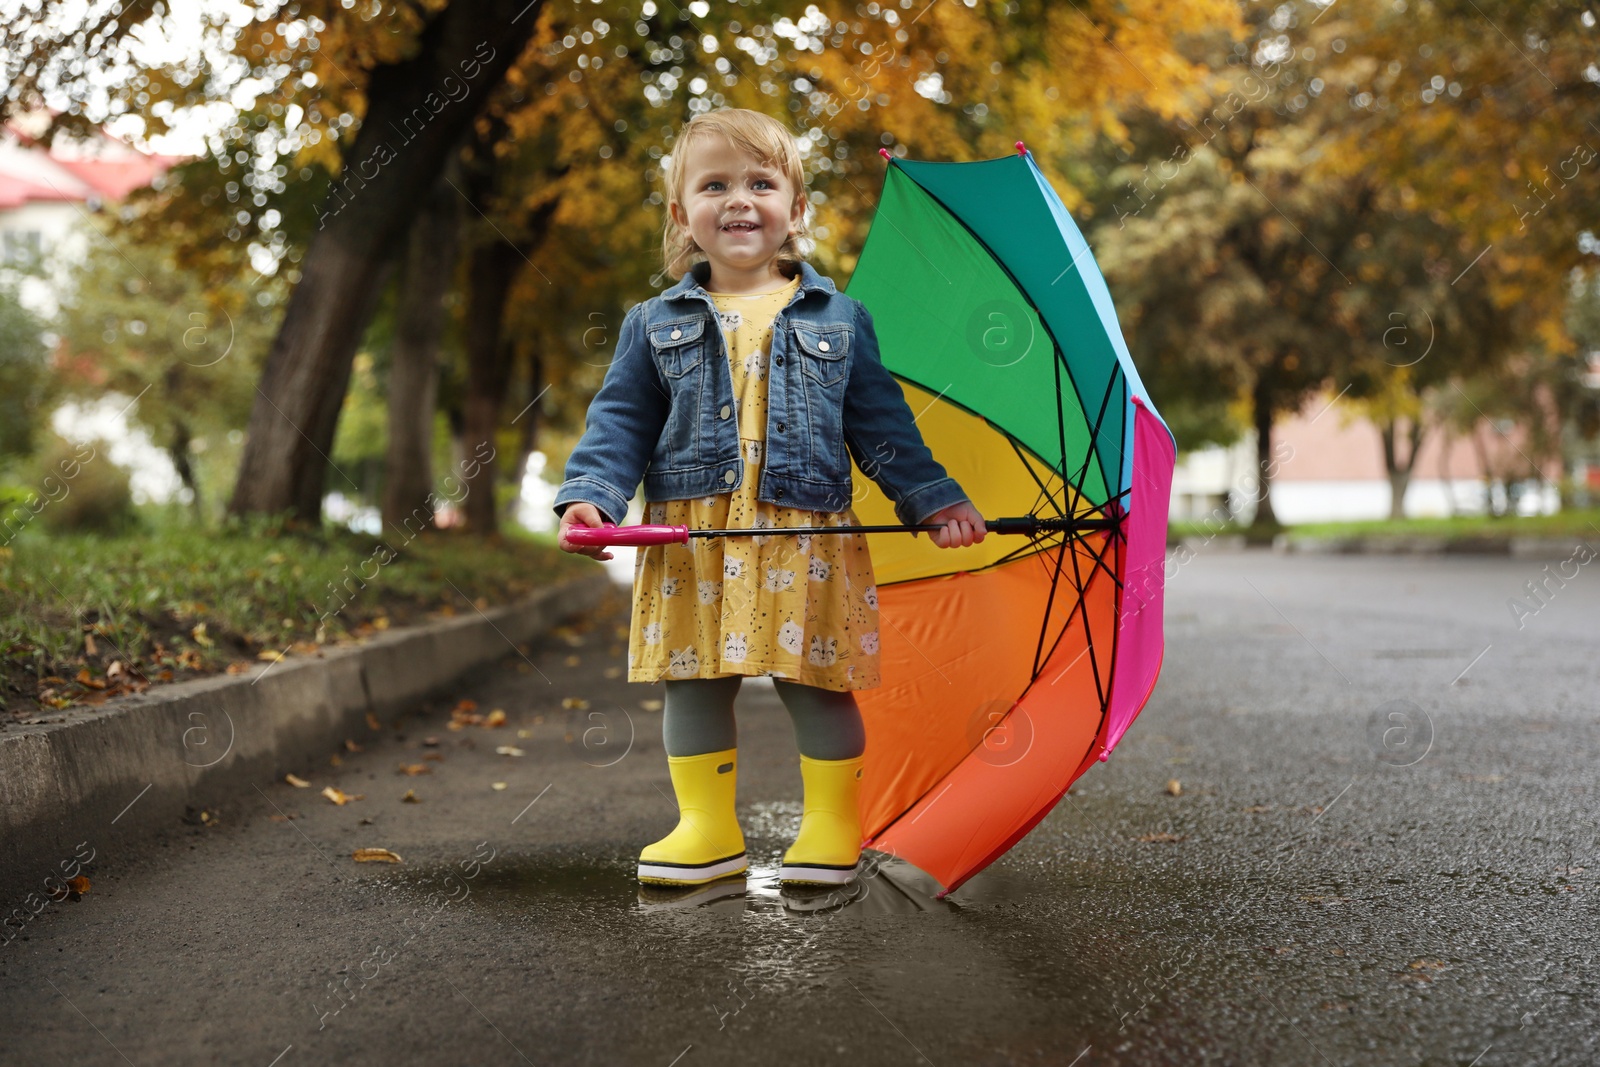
[627,273,882,691]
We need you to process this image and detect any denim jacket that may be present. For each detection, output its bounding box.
[552,259,968,528]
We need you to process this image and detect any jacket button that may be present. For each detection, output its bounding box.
[775,355,784,366]
[720,404,731,419]
[777,422,786,433]
[776,488,784,499]
[724,470,736,484]
[670,328,682,340]
[818,340,830,352]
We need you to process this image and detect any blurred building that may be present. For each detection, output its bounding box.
[0,108,180,320]
[1171,389,1575,524]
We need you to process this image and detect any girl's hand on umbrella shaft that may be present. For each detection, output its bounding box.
[920,500,987,549]
[558,502,615,561]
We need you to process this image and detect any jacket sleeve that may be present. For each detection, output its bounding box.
[551,303,668,526]
[841,297,970,527]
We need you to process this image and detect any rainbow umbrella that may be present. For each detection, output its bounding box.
[568,142,1176,898]
[836,142,1175,897]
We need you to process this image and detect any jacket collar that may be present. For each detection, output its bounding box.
[661,258,836,302]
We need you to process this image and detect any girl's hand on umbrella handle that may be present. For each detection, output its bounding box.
[923,500,987,549]
[558,502,615,561]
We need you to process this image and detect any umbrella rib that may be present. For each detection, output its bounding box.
[1066,516,1109,710]
[1067,363,1122,504]
[1004,431,1068,521]
[1031,520,1080,679]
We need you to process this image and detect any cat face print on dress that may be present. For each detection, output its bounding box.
[807,556,832,582]
[660,576,682,598]
[808,634,838,667]
[858,630,880,655]
[723,557,746,581]
[723,631,749,663]
[717,308,743,334]
[697,578,723,604]
[642,621,663,644]
[763,565,796,592]
[777,619,804,655]
[743,440,763,467]
[742,347,767,380]
[862,584,879,611]
[749,511,773,546]
[668,646,701,677]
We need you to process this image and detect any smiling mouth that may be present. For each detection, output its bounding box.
[722,223,760,232]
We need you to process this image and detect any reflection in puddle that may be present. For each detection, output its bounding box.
[392,845,963,920]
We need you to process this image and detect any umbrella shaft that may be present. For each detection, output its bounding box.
[686,516,1119,538]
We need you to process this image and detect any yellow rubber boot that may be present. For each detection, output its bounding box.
[780,754,865,886]
[638,748,748,886]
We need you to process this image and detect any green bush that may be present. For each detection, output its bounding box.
[22,434,139,537]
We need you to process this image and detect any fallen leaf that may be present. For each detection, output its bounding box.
[1166,779,1182,797]
[258,649,285,662]
[562,697,590,710]
[344,738,363,753]
[492,782,508,791]
[495,746,525,757]
[84,632,98,656]
[564,654,581,667]
[366,712,381,731]
[322,786,364,805]
[285,773,311,788]
[46,876,90,901]
[106,659,125,679]
[423,753,445,763]
[373,616,390,630]
[226,662,252,675]
[422,736,440,747]
[516,729,531,739]
[401,790,420,803]
[398,763,432,776]
[352,848,402,863]
[485,709,508,728]
[191,622,213,648]
[639,699,663,712]
[329,753,344,766]
[76,668,107,690]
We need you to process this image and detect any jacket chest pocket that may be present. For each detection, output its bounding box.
[648,319,707,379]
[791,324,850,387]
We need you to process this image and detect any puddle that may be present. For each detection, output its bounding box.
[385,844,961,922]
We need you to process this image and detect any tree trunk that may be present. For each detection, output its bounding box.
[501,351,544,530]
[168,419,202,521]
[460,238,525,535]
[1249,374,1279,532]
[381,165,463,537]
[1436,424,1459,517]
[1379,416,1427,521]
[227,1,540,524]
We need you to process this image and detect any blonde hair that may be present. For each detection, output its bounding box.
[659,108,813,281]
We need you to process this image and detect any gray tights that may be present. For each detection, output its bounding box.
[661,675,866,760]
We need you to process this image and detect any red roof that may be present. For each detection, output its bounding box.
[1,113,182,208]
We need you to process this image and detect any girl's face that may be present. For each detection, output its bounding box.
[670,133,805,288]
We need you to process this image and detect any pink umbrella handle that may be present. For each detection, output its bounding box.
[563,523,689,547]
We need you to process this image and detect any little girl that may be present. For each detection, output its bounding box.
[553,107,984,890]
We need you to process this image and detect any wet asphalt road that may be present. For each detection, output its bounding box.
[1,549,1596,1066]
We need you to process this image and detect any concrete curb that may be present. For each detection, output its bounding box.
[1268,534,1596,558]
[0,570,620,904]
